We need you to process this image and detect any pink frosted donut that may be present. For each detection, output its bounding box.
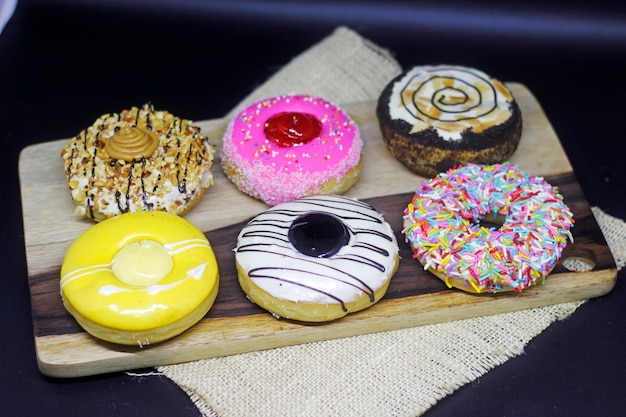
[220,95,363,206]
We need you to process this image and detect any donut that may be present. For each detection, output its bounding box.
[221,94,363,206]
[235,194,399,322]
[402,163,574,293]
[376,65,522,177]
[61,103,215,222]
[60,211,219,346]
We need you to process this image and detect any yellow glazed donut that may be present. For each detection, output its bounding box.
[60,211,219,346]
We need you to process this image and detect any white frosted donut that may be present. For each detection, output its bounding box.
[403,163,574,293]
[235,195,399,322]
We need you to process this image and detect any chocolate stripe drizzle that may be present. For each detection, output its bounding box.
[236,195,397,309]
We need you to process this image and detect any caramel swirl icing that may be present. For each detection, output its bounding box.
[389,65,514,141]
[105,126,159,161]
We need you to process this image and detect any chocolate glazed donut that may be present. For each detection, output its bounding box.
[377,65,522,178]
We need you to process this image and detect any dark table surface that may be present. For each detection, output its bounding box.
[2,1,625,416]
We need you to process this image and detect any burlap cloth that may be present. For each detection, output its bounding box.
[156,27,626,417]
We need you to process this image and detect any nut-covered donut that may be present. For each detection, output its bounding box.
[60,211,219,346]
[402,163,574,293]
[61,103,215,222]
[235,195,399,322]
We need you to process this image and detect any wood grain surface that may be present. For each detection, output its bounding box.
[19,83,617,377]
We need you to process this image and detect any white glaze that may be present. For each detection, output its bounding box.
[60,239,210,296]
[98,262,208,296]
[235,195,399,306]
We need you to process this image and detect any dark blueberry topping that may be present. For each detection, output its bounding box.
[288,212,350,258]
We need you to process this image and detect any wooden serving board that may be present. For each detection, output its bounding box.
[19,83,617,378]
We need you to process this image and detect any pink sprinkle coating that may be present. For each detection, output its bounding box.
[221,95,362,206]
[402,163,575,292]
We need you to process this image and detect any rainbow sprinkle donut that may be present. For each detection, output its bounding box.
[402,163,574,293]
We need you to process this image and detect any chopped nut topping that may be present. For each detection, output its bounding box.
[61,103,215,221]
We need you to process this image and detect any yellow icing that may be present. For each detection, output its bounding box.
[60,211,218,332]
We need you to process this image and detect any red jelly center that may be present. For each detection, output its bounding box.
[264,112,322,147]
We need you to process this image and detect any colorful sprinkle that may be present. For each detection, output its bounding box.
[402,163,574,293]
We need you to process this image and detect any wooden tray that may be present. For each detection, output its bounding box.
[19,83,617,378]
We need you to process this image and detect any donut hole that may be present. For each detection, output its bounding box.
[477,212,505,229]
[111,239,174,286]
[560,246,596,272]
[288,212,350,258]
